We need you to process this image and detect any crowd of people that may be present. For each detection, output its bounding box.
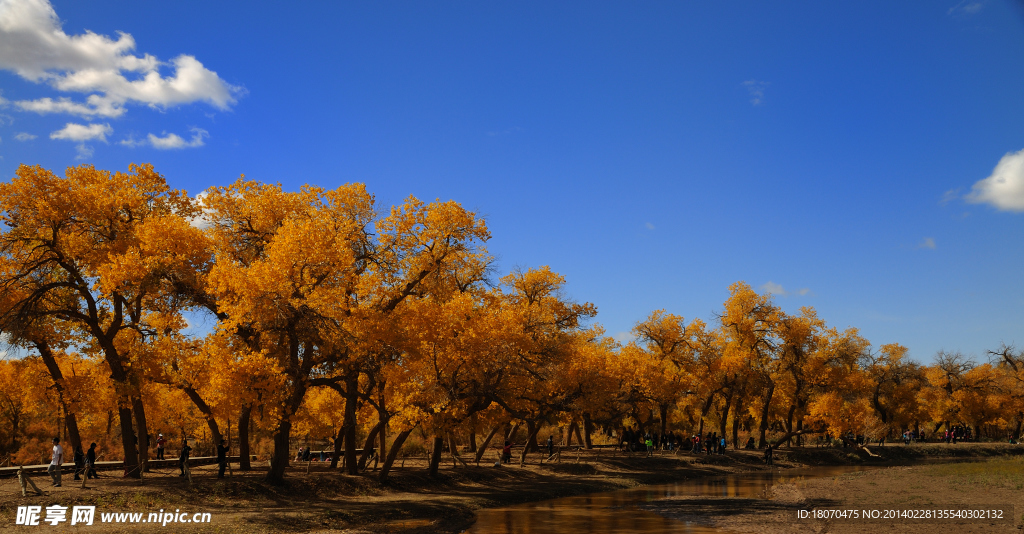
[617,428,730,456]
[35,430,233,486]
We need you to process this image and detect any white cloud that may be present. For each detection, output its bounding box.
[743,80,770,105]
[613,331,635,345]
[939,189,960,206]
[13,132,35,141]
[966,148,1024,212]
[49,122,111,142]
[948,0,985,15]
[73,143,92,160]
[759,281,811,297]
[645,222,655,230]
[118,134,142,148]
[16,94,124,118]
[120,128,208,149]
[0,0,242,118]
[148,128,207,150]
[187,190,213,229]
[918,237,937,250]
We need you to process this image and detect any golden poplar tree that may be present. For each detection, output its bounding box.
[0,164,204,476]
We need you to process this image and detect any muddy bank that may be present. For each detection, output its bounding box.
[0,443,1020,533]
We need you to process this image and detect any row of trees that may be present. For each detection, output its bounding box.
[0,164,1020,484]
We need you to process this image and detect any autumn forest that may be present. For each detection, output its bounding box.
[1,164,1021,485]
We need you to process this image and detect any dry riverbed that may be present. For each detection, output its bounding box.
[640,450,1024,533]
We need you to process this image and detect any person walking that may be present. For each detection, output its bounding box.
[546,435,554,457]
[502,440,512,464]
[764,443,774,466]
[217,439,229,479]
[48,437,64,487]
[156,433,166,460]
[178,439,192,477]
[86,443,99,479]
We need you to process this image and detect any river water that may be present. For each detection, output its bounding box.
[467,465,871,534]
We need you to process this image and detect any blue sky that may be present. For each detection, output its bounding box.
[1,0,1022,363]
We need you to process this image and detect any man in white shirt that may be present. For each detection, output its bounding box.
[48,437,63,487]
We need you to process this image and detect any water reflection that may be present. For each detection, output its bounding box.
[468,465,870,534]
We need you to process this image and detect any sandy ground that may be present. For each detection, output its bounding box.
[639,454,1024,533]
[1,443,1022,533]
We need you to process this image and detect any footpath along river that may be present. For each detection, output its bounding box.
[467,465,872,534]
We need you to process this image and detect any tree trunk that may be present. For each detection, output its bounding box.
[506,422,520,443]
[131,397,150,474]
[5,409,19,451]
[1014,414,1023,441]
[343,373,359,475]
[117,406,140,478]
[238,404,252,470]
[448,434,463,467]
[265,381,306,485]
[696,393,716,439]
[379,427,414,482]
[757,382,775,448]
[330,426,343,469]
[427,435,444,477]
[772,428,809,446]
[719,394,732,440]
[519,423,542,465]
[378,417,387,471]
[266,418,292,485]
[375,384,388,470]
[357,421,382,472]
[732,415,740,448]
[99,342,144,479]
[64,407,82,454]
[784,403,797,447]
[574,423,584,448]
[467,413,478,452]
[526,421,539,452]
[36,342,82,452]
[474,424,501,463]
[565,422,578,448]
[582,413,594,449]
[181,387,222,450]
